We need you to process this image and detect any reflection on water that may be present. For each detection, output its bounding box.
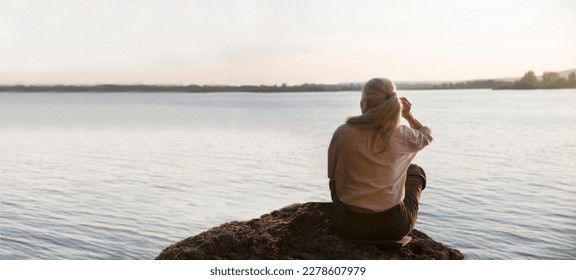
[1,89,575,259]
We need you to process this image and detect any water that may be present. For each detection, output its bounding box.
[0,89,575,260]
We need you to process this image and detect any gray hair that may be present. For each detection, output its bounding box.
[362,77,397,101]
[347,77,401,152]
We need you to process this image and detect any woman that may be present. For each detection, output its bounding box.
[327,77,433,240]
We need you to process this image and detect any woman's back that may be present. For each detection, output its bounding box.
[328,123,432,213]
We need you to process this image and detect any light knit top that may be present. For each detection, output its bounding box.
[328,124,433,213]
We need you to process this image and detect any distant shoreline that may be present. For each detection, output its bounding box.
[0,84,361,93]
[1,77,575,93]
[0,81,513,93]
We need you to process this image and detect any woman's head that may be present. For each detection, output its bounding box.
[347,77,402,152]
[361,78,398,113]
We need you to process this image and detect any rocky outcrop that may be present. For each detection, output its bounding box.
[156,202,463,260]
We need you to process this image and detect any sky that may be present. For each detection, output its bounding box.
[1,0,575,85]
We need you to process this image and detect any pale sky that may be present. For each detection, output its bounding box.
[1,0,575,85]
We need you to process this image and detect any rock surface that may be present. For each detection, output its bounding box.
[156,202,464,260]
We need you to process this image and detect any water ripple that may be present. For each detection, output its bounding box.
[2,90,576,259]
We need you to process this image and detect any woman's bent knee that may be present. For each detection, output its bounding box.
[407,164,427,191]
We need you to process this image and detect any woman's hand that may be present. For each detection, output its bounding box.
[400,97,423,129]
[400,97,412,118]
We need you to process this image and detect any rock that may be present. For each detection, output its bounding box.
[155,202,464,260]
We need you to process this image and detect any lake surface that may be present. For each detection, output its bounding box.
[1,89,575,260]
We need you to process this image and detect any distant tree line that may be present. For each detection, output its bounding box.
[397,80,514,90]
[0,83,362,93]
[498,70,576,89]
[2,71,574,93]
[0,81,516,92]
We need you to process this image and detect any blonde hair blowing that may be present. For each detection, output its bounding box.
[347,78,401,152]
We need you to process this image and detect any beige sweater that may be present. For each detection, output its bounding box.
[328,124,433,213]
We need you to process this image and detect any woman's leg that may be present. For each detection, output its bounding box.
[330,165,427,239]
[400,164,427,234]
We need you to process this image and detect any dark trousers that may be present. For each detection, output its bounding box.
[330,164,427,240]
